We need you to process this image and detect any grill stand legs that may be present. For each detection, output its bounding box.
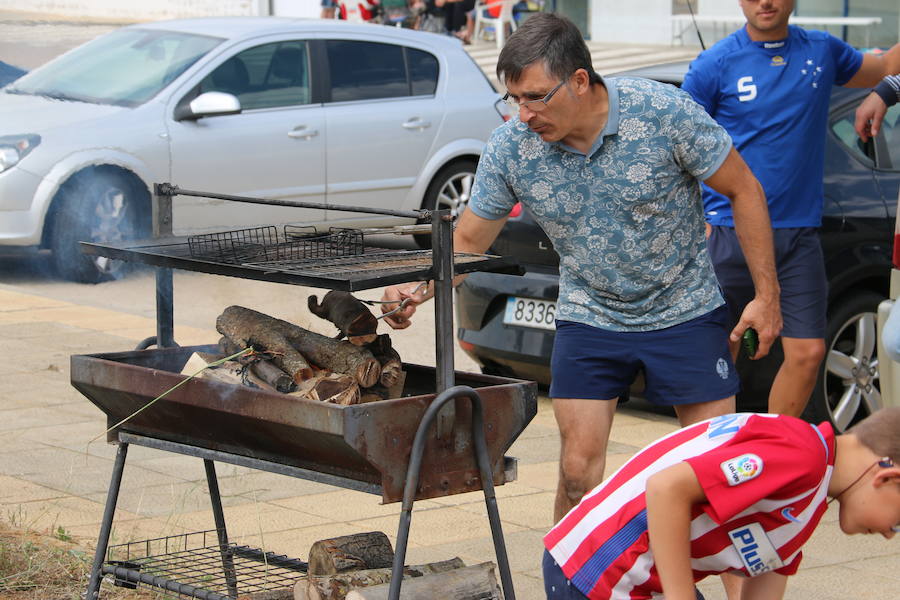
[389,385,516,600]
[85,442,129,600]
[205,459,239,598]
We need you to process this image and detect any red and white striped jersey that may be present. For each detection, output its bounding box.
[545,413,835,599]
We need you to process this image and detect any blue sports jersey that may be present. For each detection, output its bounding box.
[682,26,862,228]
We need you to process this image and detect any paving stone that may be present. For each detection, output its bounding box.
[84,480,249,517]
[226,522,364,561]
[271,489,442,522]
[456,491,556,531]
[0,475,67,504]
[215,471,336,501]
[10,495,137,531]
[173,501,330,535]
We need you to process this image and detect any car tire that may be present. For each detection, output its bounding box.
[50,170,148,283]
[414,159,477,248]
[804,290,886,432]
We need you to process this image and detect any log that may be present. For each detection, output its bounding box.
[344,563,501,600]
[291,372,360,405]
[365,335,403,389]
[217,306,381,388]
[307,532,394,576]
[220,336,296,393]
[308,291,378,345]
[181,352,250,387]
[303,558,465,600]
[216,308,314,383]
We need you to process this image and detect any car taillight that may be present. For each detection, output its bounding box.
[494,99,514,122]
[509,202,522,219]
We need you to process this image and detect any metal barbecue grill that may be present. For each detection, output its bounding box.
[77,184,535,600]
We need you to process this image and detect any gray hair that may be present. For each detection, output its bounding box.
[496,13,602,85]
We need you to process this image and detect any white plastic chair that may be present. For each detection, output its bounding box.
[474,0,518,48]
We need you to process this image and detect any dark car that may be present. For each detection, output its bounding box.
[456,60,900,432]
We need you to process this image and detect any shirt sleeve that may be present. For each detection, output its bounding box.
[468,126,518,220]
[826,32,864,86]
[681,52,720,116]
[669,86,733,182]
[685,417,825,525]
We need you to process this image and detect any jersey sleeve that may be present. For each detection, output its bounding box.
[468,127,518,220]
[684,417,826,525]
[826,32,864,86]
[669,86,733,182]
[681,52,720,116]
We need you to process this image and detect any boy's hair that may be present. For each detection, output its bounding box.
[496,12,602,86]
[847,407,900,464]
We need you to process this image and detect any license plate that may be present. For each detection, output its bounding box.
[503,296,557,330]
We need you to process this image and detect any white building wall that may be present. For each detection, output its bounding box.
[590,0,673,45]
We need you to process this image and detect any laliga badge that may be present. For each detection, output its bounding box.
[720,454,763,486]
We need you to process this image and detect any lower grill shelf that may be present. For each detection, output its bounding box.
[104,530,304,600]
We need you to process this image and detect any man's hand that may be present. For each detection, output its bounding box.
[732,296,782,359]
[855,91,889,142]
[380,281,430,329]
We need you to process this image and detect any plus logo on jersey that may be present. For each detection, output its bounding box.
[800,58,824,89]
[728,523,785,575]
[720,453,763,485]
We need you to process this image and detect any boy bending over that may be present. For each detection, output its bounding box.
[544,409,900,599]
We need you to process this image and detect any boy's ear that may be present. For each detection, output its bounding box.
[872,466,900,488]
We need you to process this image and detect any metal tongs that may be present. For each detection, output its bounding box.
[360,282,429,320]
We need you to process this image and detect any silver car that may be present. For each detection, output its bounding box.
[0,17,507,282]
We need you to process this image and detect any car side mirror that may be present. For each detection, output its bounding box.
[173,91,241,122]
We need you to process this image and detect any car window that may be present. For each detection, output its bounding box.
[880,104,900,170]
[408,48,439,96]
[831,110,875,167]
[199,41,310,110]
[326,40,416,102]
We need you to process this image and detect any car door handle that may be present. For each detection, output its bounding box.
[402,118,431,130]
[288,126,318,139]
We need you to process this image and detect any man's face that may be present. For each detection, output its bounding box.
[739,0,793,35]
[504,62,573,143]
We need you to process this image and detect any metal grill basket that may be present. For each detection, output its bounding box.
[104,529,305,599]
[187,226,364,265]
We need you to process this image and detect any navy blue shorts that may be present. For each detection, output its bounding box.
[543,550,706,600]
[707,226,827,339]
[548,306,739,405]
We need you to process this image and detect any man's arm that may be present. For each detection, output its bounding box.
[845,45,900,88]
[854,75,900,141]
[645,462,706,600]
[380,209,508,329]
[703,148,782,358]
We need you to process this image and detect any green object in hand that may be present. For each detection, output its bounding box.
[742,328,758,358]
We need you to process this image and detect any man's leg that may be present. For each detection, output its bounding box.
[768,336,826,416]
[672,395,735,427]
[552,397,617,523]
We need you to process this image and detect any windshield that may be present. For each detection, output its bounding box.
[5,28,222,107]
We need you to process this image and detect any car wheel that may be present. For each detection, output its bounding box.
[50,170,148,283]
[414,159,477,248]
[804,291,885,432]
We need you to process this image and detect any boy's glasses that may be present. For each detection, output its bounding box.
[876,458,899,533]
[502,79,566,112]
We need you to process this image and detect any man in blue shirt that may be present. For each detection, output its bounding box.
[380,13,781,524]
[682,0,900,419]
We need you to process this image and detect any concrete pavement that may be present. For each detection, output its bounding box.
[2,278,900,600]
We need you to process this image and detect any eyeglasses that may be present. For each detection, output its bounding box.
[502,79,566,111]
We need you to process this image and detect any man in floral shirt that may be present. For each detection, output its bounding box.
[380,13,782,522]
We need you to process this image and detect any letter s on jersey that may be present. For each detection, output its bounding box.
[737,76,757,102]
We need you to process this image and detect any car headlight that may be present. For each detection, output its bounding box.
[0,134,40,173]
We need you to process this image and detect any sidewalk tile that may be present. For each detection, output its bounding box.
[0,475,67,503]
[272,489,442,522]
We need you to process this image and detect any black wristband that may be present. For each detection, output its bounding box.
[874,79,899,107]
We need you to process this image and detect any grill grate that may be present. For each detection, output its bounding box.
[105,530,305,599]
[188,226,364,265]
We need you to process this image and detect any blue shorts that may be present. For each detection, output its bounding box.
[321,0,337,6]
[548,306,739,405]
[543,550,707,600]
[708,226,827,339]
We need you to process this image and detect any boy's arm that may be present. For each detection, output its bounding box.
[645,462,707,600]
[741,570,788,600]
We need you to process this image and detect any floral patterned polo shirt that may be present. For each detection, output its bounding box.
[469,76,733,332]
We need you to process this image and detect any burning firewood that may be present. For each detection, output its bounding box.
[219,336,296,393]
[308,291,378,346]
[216,308,315,383]
[216,306,381,388]
[364,335,403,390]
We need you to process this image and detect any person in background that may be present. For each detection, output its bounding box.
[543,408,900,599]
[682,0,900,419]
[380,13,781,525]
[320,0,338,19]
